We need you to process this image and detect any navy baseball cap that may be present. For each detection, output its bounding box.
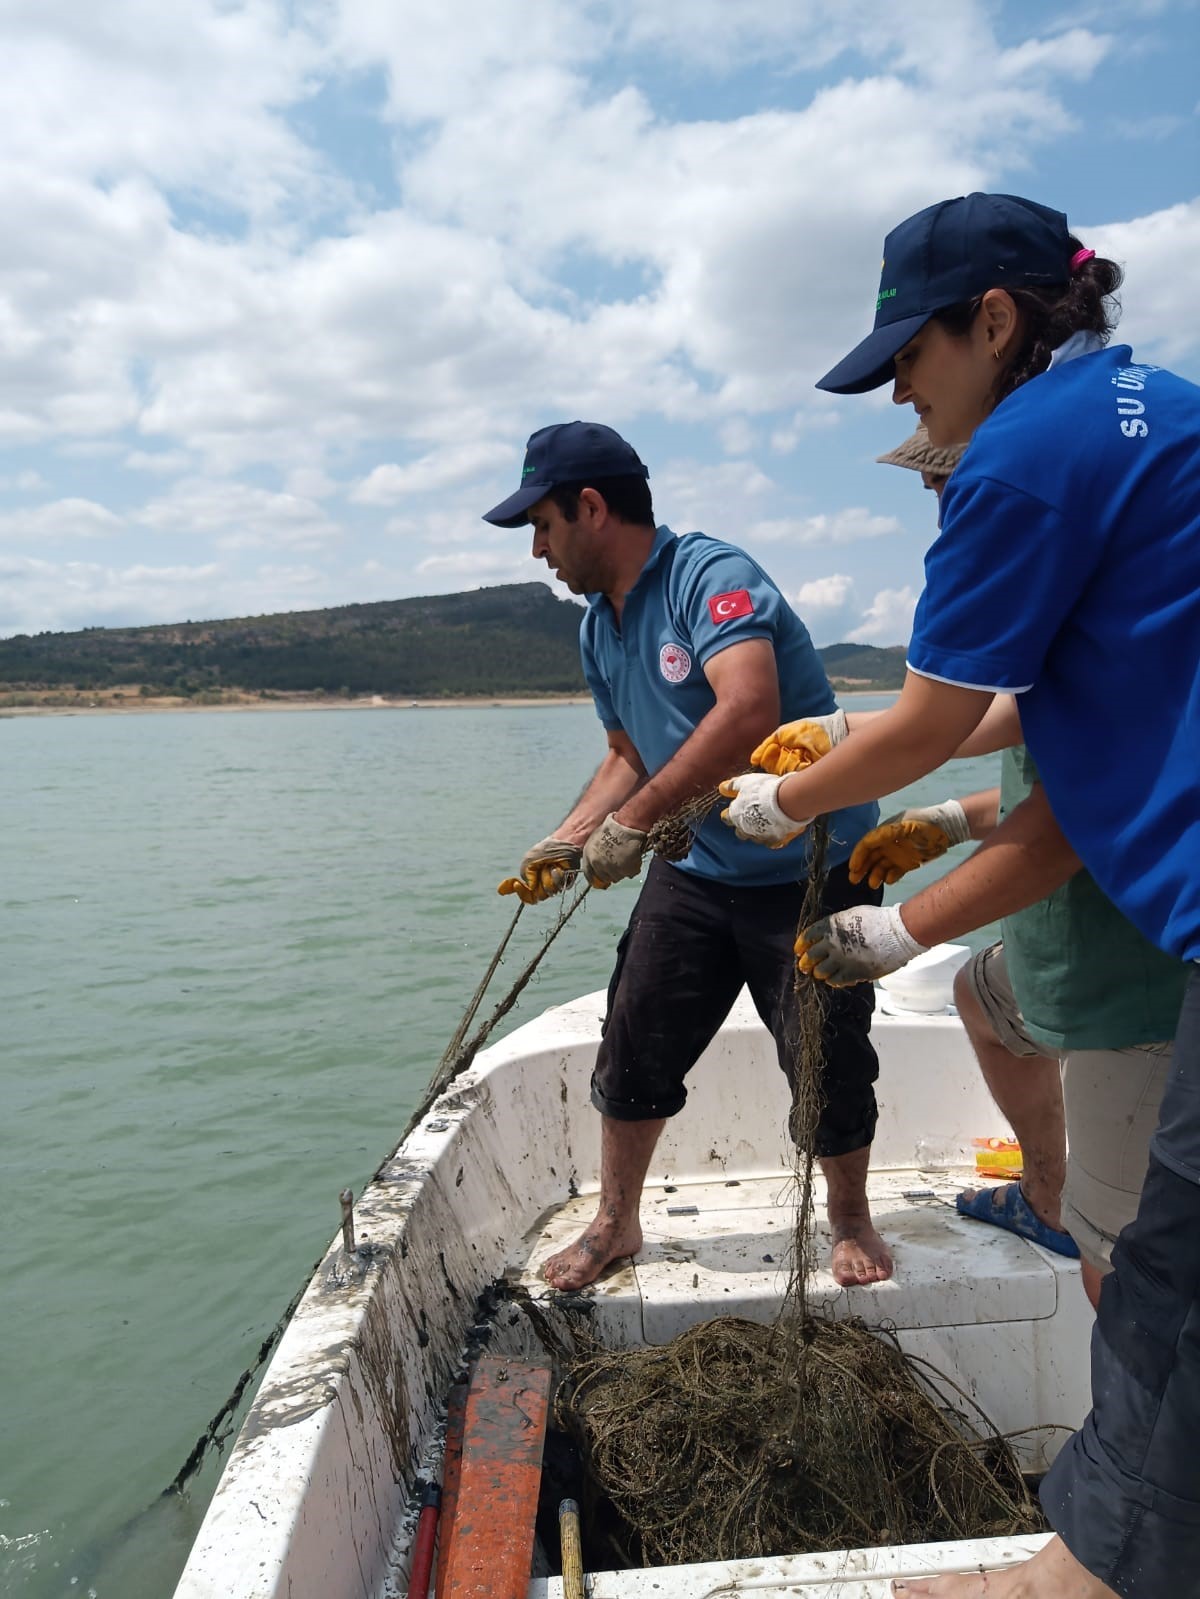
[817,193,1072,395]
[482,421,649,527]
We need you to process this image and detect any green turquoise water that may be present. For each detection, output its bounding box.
[0,702,998,1597]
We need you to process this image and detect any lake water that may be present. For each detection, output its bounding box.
[0,701,1000,1598]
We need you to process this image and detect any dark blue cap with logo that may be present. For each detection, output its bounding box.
[482,421,649,527]
[816,193,1072,395]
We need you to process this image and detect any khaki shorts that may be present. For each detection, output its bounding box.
[959,941,1173,1275]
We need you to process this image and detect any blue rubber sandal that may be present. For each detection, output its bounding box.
[955,1181,1080,1259]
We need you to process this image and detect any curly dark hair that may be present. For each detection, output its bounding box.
[932,237,1124,407]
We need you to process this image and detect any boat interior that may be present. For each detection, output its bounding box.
[173,982,1094,1599]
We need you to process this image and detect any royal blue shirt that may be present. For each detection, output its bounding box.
[908,345,1200,960]
[580,525,878,885]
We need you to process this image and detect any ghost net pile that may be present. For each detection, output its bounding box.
[551,818,1047,1568]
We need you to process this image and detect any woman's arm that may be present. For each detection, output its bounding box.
[846,698,1019,759]
[900,785,1081,946]
[775,672,995,822]
[952,694,1021,758]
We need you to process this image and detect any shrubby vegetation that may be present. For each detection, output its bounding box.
[0,584,907,697]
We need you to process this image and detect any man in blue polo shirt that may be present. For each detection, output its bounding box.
[483,420,884,1292]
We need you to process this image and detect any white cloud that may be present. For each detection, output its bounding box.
[0,551,338,637]
[0,0,1191,641]
[124,449,194,476]
[848,585,918,645]
[793,573,854,610]
[0,497,123,541]
[353,442,516,504]
[995,29,1111,83]
[134,479,340,551]
[2,1,327,214]
[718,418,759,456]
[769,412,841,454]
[750,509,901,545]
[654,459,776,534]
[1087,198,1200,365]
[415,549,537,583]
[284,466,339,501]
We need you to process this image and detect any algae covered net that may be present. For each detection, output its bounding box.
[548,818,1048,1568]
[557,1315,1042,1567]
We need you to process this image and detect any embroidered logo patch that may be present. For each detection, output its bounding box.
[708,589,754,623]
[659,643,692,683]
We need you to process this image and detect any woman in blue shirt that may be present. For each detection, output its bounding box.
[721,194,1200,1599]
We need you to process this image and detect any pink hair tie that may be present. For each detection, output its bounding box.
[1069,247,1096,273]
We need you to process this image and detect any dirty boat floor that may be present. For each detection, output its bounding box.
[514,1163,1090,1478]
[514,1166,1083,1596]
[517,1166,1070,1337]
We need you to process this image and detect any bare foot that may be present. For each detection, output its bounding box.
[892,1535,1117,1597]
[829,1211,893,1286]
[542,1211,643,1291]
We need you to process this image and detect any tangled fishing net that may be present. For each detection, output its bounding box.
[557,1315,1042,1566]
[543,812,1048,1567]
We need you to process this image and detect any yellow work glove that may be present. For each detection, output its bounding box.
[750,708,848,775]
[847,800,971,890]
[497,836,582,904]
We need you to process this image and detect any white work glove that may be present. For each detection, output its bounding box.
[848,799,971,889]
[582,813,647,889]
[716,772,812,848]
[750,709,849,775]
[497,836,582,904]
[795,904,928,987]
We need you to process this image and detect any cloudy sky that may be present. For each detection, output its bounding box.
[1,0,1197,645]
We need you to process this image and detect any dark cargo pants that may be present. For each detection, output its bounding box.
[1042,964,1200,1594]
[590,855,882,1158]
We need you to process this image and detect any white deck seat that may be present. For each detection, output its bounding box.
[517,1164,1092,1469]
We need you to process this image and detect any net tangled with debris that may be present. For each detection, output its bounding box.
[645,786,721,862]
[557,1314,1042,1566]
[550,815,1048,1567]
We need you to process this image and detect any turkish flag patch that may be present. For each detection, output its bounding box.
[708,588,755,624]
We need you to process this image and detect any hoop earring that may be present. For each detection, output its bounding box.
[993,346,1005,363]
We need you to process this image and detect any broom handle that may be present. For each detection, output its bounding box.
[559,1498,585,1599]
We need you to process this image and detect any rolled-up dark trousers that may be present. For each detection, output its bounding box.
[1041,963,1200,1595]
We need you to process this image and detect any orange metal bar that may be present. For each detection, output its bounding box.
[441,1359,551,1599]
[434,1384,468,1599]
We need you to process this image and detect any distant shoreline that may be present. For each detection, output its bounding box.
[0,691,594,718]
[1,685,898,719]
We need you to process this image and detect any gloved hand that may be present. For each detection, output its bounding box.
[497,836,582,904]
[582,813,647,889]
[795,904,928,986]
[717,772,812,848]
[848,800,971,889]
[750,708,848,775]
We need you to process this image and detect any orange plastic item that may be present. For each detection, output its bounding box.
[973,1136,1023,1178]
[440,1358,551,1599]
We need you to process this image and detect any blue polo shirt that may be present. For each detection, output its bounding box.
[907,345,1200,960]
[580,525,878,885]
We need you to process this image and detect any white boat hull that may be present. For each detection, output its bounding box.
[174,986,1091,1599]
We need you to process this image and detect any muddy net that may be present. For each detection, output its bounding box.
[537,815,1048,1568]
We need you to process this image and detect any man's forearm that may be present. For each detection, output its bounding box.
[557,748,647,845]
[615,694,774,834]
[900,788,1082,947]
